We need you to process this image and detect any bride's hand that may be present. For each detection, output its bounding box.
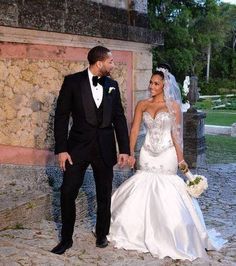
[178,160,188,173]
[128,155,136,169]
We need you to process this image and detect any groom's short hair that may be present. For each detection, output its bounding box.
[87,46,111,65]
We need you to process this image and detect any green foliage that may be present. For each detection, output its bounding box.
[148,0,236,87]
[199,79,236,95]
[195,99,213,109]
[188,176,203,186]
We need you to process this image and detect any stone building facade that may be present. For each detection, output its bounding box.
[0,0,163,229]
[0,0,163,167]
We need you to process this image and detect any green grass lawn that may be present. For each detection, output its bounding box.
[203,110,236,126]
[206,135,236,164]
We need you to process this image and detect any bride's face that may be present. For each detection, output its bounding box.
[149,74,164,97]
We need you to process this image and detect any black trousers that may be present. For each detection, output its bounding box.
[60,143,113,242]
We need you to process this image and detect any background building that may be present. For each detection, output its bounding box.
[0,0,162,228]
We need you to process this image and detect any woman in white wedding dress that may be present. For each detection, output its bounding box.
[108,69,226,261]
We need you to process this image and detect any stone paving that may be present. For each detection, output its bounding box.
[0,163,236,266]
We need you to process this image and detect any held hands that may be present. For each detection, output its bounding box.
[118,154,129,168]
[118,154,136,169]
[128,155,136,169]
[58,152,73,171]
[178,160,188,174]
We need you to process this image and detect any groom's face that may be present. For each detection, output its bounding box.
[98,52,115,76]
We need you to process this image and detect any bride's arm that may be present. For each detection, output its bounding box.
[171,103,188,172]
[128,101,144,167]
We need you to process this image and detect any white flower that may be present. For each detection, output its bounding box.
[108,87,115,94]
[156,67,169,75]
[183,76,190,96]
[185,171,208,198]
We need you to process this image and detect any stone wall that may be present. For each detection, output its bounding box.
[0,0,162,166]
[0,26,153,166]
[0,0,159,228]
[0,0,160,164]
[0,0,161,45]
[91,0,148,13]
[0,50,127,151]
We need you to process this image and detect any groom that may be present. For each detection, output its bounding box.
[51,46,130,254]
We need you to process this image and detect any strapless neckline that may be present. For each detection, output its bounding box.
[143,111,170,120]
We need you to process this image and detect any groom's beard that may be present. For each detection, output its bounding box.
[101,70,110,77]
[99,66,113,77]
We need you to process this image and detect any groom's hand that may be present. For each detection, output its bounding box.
[58,152,73,171]
[118,154,129,168]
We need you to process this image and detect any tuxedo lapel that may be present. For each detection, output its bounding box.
[80,70,97,126]
[100,78,112,128]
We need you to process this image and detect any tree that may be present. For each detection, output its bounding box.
[149,0,199,82]
[148,0,233,86]
[192,0,226,82]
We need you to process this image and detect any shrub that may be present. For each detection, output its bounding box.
[199,79,236,95]
[195,99,213,110]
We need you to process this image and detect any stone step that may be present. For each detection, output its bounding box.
[0,163,133,231]
[205,124,236,137]
[0,191,51,231]
[205,125,232,136]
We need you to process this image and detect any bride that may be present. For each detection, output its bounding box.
[108,68,226,261]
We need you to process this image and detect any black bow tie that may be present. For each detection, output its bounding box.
[92,76,105,87]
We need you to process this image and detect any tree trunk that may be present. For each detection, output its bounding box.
[206,43,211,83]
[233,30,236,50]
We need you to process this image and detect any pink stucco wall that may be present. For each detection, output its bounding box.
[0,42,133,166]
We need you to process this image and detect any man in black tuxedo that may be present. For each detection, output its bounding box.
[51,46,130,254]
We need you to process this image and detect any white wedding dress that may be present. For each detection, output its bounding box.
[108,111,226,261]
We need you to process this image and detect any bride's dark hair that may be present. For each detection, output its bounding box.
[152,70,164,80]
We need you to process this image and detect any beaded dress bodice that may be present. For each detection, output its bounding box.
[142,111,174,156]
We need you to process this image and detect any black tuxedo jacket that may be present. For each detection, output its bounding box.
[54,69,130,166]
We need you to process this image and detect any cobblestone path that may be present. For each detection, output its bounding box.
[0,164,235,265]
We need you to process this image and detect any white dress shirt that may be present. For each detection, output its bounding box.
[88,68,103,108]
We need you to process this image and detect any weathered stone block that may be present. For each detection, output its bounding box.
[65,0,100,36]
[0,164,133,229]
[183,111,207,168]
[205,125,231,136]
[18,1,64,32]
[100,21,128,40]
[91,0,127,10]
[0,2,18,27]
[100,5,128,25]
[231,123,236,137]
[128,26,147,42]
[0,57,128,149]
[129,10,149,28]
[133,90,149,106]
[0,0,163,44]
[133,51,152,70]
[134,69,152,92]
[0,192,51,230]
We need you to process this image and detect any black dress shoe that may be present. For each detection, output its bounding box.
[96,237,108,248]
[51,240,73,255]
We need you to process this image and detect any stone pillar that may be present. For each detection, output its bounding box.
[231,123,236,137]
[183,111,207,169]
[132,50,152,165]
[183,75,206,168]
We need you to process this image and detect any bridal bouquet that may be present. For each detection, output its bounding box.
[185,171,208,198]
